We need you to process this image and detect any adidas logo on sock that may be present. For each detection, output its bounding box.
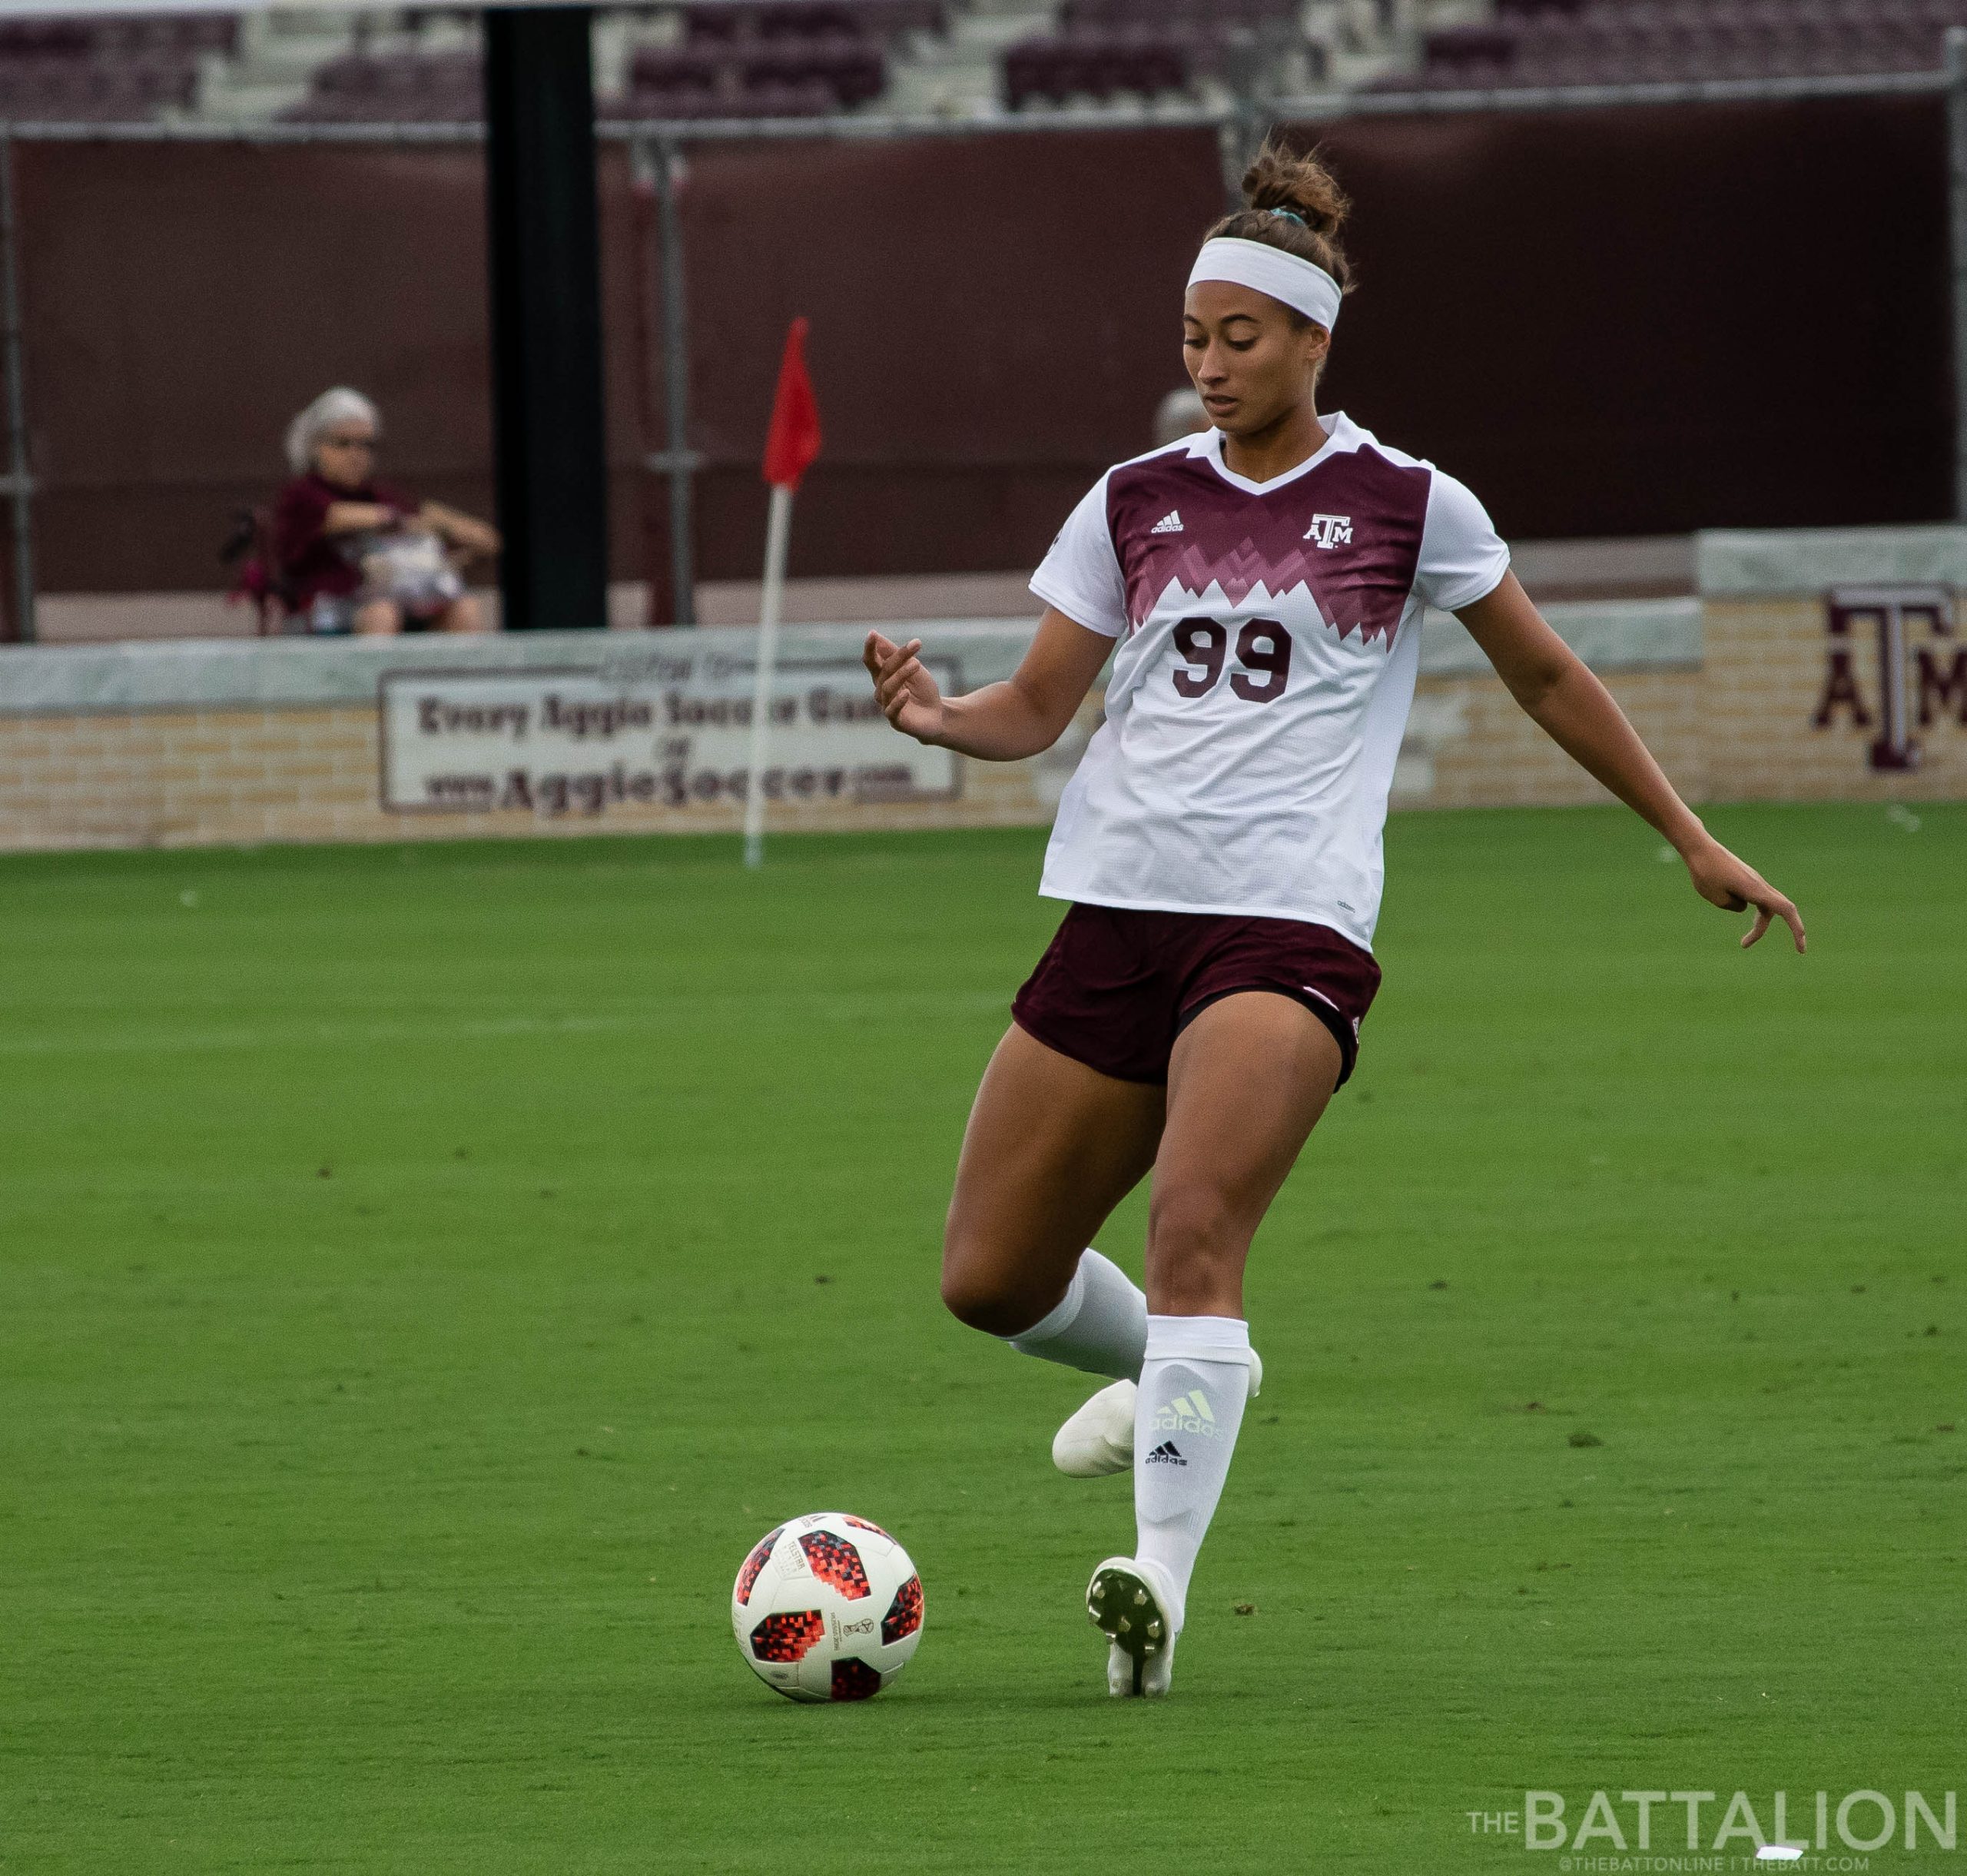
[1149,510,1183,534]
[1145,1440,1186,1466]
[1152,1390,1219,1437]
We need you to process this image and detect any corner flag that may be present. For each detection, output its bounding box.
[762,317,822,492]
[744,317,822,868]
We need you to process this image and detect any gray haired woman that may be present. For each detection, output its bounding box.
[272,387,499,635]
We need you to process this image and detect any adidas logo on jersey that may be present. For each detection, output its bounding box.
[1305,513,1352,548]
[1150,510,1184,534]
[1151,1390,1219,1437]
[1145,1440,1186,1466]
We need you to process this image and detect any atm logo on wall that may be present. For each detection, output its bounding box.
[1813,585,1962,770]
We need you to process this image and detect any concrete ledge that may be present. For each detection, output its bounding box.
[1506,533,1693,600]
[1698,524,1967,596]
[0,622,1032,716]
[0,602,1705,716]
[1421,597,1702,676]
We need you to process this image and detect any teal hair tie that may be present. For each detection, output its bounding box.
[1267,207,1307,227]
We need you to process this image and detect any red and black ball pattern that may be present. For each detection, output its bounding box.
[798,1531,871,1599]
[749,1609,825,1663]
[880,1573,923,1645]
[830,1658,884,1701]
[843,1515,891,1539]
[734,1526,784,1607]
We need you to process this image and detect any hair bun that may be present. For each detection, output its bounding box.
[1242,144,1349,239]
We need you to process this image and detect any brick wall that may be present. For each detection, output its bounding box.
[1706,599,1967,802]
[1408,668,1705,812]
[0,700,1106,852]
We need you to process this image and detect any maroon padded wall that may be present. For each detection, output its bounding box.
[671,127,1229,586]
[14,141,649,598]
[1293,95,1951,540]
[8,101,1951,609]
[12,128,1226,602]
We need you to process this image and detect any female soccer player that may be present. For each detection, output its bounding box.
[861,144,1805,1699]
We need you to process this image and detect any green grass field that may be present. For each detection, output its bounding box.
[3,804,1962,1874]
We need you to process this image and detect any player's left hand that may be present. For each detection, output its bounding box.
[1683,837,1806,952]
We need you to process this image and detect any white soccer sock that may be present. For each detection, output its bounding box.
[1002,1248,1147,1382]
[1133,1314,1252,1629]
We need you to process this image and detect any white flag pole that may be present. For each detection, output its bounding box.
[741,480,794,868]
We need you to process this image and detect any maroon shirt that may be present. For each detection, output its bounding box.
[271,470,416,609]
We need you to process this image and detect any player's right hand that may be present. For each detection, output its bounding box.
[864,631,946,745]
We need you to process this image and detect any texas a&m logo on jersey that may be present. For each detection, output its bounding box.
[1106,435,1431,648]
[1304,513,1352,550]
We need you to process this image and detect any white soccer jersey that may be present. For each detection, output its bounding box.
[1028,413,1509,951]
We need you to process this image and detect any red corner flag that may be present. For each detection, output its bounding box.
[761,317,821,492]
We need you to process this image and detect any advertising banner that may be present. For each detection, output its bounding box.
[378,648,962,819]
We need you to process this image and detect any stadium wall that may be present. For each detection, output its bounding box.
[1293,95,1951,540]
[1,526,1960,853]
[7,97,1949,615]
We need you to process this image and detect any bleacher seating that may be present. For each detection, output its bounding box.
[682,0,947,42]
[1003,28,1196,110]
[38,0,1950,128]
[1390,0,1967,89]
[0,9,234,123]
[604,0,924,118]
[1002,0,1316,111]
[621,35,887,111]
[1059,0,1302,31]
[277,2,924,125]
[0,12,236,59]
[604,80,844,118]
[282,49,483,125]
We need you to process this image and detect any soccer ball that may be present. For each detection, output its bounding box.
[731,1511,924,1702]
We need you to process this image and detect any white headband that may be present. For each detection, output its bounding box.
[1186,235,1342,333]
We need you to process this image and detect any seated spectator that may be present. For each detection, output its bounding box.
[273,387,499,635]
[1154,384,1211,447]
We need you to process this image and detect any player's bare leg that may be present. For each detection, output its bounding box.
[940,1021,1163,1343]
[1146,991,1341,1316]
[1090,991,1341,1695]
[945,1015,1263,1474]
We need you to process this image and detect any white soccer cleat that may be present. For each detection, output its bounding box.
[1051,1352,1262,1478]
[1052,1380,1136,1477]
[1086,1556,1183,1698]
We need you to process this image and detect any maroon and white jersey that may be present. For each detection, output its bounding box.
[1029,413,1508,949]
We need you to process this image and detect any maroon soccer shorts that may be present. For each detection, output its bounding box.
[1010,903,1382,1088]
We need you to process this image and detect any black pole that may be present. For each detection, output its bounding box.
[0,133,35,644]
[653,138,698,625]
[483,5,608,632]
